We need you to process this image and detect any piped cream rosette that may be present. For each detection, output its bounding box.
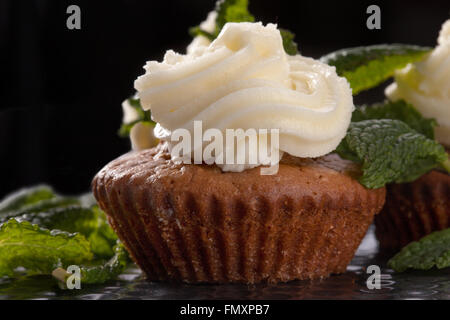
[386,20,450,146]
[135,22,354,172]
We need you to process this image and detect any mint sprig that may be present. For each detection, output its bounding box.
[0,185,55,215]
[352,100,437,139]
[189,0,298,55]
[118,97,154,138]
[189,26,216,41]
[320,44,431,94]
[215,0,255,33]
[0,187,126,284]
[388,228,450,272]
[54,242,129,286]
[8,205,118,258]
[337,119,449,189]
[279,28,298,56]
[0,219,93,277]
[189,0,255,40]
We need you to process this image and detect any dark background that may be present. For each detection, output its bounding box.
[1,0,449,197]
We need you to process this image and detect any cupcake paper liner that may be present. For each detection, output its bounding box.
[375,170,450,252]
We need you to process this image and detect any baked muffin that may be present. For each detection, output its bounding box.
[93,21,387,283]
[375,153,450,251]
[93,144,385,283]
[377,20,450,251]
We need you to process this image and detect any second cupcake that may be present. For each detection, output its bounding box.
[376,20,450,251]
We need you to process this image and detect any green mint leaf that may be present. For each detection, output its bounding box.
[119,98,154,138]
[0,219,93,277]
[190,0,255,40]
[0,188,125,283]
[352,100,437,139]
[279,28,298,55]
[388,228,450,272]
[0,185,55,214]
[91,205,119,244]
[190,0,298,55]
[215,0,255,33]
[16,197,80,214]
[54,241,129,285]
[188,26,215,41]
[320,44,431,94]
[77,241,129,284]
[0,197,81,223]
[118,120,140,138]
[128,98,148,120]
[118,120,155,138]
[8,205,118,258]
[86,206,119,258]
[87,231,115,258]
[336,119,449,189]
[3,207,95,232]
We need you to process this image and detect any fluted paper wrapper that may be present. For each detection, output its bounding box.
[375,170,450,252]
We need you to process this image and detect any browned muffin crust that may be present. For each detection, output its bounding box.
[93,143,385,283]
[375,170,450,252]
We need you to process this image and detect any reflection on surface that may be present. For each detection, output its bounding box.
[1,226,449,300]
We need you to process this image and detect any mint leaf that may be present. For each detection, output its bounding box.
[79,242,129,284]
[118,120,140,138]
[336,119,449,189]
[279,28,298,55]
[320,44,431,94]
[91,206,119,244]
[0,219,93,277]
[388,228,450,272]
[190,0,255,41]
[118,97,154,138]
[352,100,437,139]
[0,188,126,284]
[16,197,80,214]
[128,98,150,121]
[86,206,119,258]
[188,26,215,41]
[0,197,81,224]
[190,0,298,55]
[215,0,255,34]
[54,242,129,286]
[0,185,55,215]
[10,205,117,258]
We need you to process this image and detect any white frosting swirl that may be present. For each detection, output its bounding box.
[134,22,354,171]
[386,19,450,146]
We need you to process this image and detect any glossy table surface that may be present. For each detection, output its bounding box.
[1,226,449,300]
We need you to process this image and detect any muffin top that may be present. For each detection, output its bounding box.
[95,143,385,212]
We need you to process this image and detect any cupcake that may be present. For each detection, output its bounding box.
[93,22,385,283]
[93,144,385,283]
[376,20,450,251]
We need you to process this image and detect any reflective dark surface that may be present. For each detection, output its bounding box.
[1,226,449,300]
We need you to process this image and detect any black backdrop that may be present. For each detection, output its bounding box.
[1,0,449,197]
